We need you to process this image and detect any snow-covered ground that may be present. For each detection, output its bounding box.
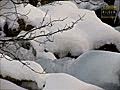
[1,1,120,58]
[0,54,46,90]
[43,73,104,90]
[0,79,27,90]
[72,0,108,10]
[0,1,120,90]
[40,1,120,58]
[36,50,120,90]
[68,50,120,90]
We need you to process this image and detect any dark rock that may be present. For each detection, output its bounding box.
[95,43,120,53]
[3,22,21,37]
[0,75,39,90]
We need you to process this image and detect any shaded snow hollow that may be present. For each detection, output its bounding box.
[43,73,104,90]
[0,79,27,90]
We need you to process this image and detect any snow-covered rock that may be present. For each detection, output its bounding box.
[43,73,104,90]
[36,52,56,60]
[36,50,120,90]
[0,41,35,61]
[1,0,120,59]
[0,54,46,90]
[68,50,120,90]
[40,1,120,58]
[72,0,108,10]
[0,79,27,90]
[0,0,49,30]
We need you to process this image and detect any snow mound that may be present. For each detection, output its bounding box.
[0,41,35,61]
[40,1,120,58]
[68,50,120,90]
[72,0,108,10]
[1,1,120,58]
[0,0,49,29]
[0,79,27,90]
[36,52,56,60]
[0,54,46,89]
[43,73,104,90]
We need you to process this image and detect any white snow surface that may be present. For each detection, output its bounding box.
[0,79,27,90]
[0,54,46,89]
[72,0,108,10]
[36,50,120,90]
[68,50,120,90]
[0,0,49,29]
[36,52,56,60]
[0,41,35,61]
[1,1,120,58]
[39,1,120,58]
[43,73,104,90]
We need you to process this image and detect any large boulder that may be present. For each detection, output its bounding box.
[0,54,46,90]
[68,50,120,90]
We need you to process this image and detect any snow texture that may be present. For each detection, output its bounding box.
[72,0,108,10]
[1,1,120,58]
[40,1,120,58]
[0,54,46,89]
[0,41,35,61]
[36,50,120,90]
[0,79,27,90]
[43,73,104,90]
[68,50,120,90]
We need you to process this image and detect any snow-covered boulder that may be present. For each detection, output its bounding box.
[40,1,120,58]
[68,50,120,90]
[72,0,108,10]
[0,79,27,90]
[43,73,104,90]
[1,0,120,59]
[0,0,49,30]
[0,41,35,61]
[0,54,46,90]
[36,52,56,60]
[36,57,76,73]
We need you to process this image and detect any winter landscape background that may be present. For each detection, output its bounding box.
[0,0,120,90]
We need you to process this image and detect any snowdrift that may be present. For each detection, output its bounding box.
[68,50,120,90]
[40,1,120,58]
[1,1,120,58]
[0,79,27,90]
[43,73,104,90]
[36,50,120,90]
[0,54,46,90]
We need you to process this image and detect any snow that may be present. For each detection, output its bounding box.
[0,41,35,61]
[43,73,104,90]
[0,79,27,90]
[36,50,120,90]
[1,1,120,58]
[68,50,120,90]
[36,52,56,60]
[0,54,46,89]
[0,0,49,29]
[72,0,108,10]
[39,1,120,58]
